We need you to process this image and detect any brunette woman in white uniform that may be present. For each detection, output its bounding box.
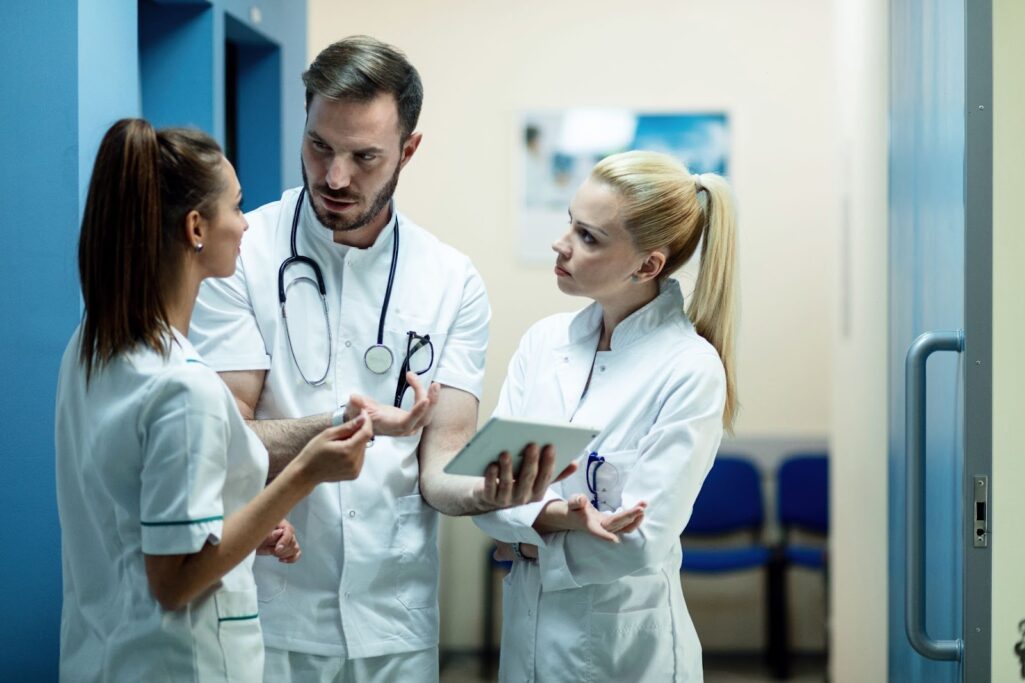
[475,151,739,682]
[55,119,373,683]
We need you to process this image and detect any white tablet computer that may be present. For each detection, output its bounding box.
[443,416,601,477]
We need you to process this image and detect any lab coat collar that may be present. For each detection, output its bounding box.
[554,279,684,418]
[564,278,686,351]
[170,326,206,364]
[300,191,399,267]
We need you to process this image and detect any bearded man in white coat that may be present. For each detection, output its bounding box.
[190,35,563,683]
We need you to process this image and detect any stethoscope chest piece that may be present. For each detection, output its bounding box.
[364,344,394,374]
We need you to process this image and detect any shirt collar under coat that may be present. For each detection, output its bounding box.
[299,190,399,267]
[563,277,687,353]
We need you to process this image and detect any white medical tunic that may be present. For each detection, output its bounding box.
[474,279,724,682]
[55,327,268,682]
[189,188,489,659]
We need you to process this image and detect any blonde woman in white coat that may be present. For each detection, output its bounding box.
[475,150,738,682]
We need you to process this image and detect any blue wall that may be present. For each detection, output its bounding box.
[0,1,305,677]
[0,2,81,677]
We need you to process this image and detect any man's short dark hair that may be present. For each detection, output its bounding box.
[303,35,423,140]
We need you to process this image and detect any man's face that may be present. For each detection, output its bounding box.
[301,93,420,233]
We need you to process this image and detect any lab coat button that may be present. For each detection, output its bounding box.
[344,340,352,348]
[599,365,606,372]
[348,510,356,518]
[344,591,351,599]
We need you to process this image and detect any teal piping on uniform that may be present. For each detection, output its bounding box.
[140,515,224,527]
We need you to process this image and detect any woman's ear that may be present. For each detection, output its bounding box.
[634,249,667,282]
[184,209,205,252]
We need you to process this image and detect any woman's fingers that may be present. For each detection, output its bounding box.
[270,520,301,563]
[618,513,645,534]
[567,493,588,510]
[496,451,515,506]
[586,518,621,543]
[529,445,556,502]
[553,460,578,483]
[512,444,539,505]
[483,461,500,504]
[600,502,647,533]
[324,412,368,441]
[256,527,283,555]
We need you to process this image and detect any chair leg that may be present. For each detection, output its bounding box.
[767,551,790,680]
[823,558,831,683]
[482,560,496,680]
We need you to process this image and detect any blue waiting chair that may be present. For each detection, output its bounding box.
[777,454,829,567]
[681,455,787,679]
[776,453,829,676]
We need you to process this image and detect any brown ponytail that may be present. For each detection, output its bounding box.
[77,119,224,380]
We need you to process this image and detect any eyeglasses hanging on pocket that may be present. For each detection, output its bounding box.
[393,331,434,408]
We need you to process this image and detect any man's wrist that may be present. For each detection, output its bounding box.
[511,542,537,563]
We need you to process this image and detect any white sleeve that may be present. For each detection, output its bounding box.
[473,326,562,544]
[432,261,490,399]
[538,353,726,591]
[189,254,271,372]
[138,367,230,555]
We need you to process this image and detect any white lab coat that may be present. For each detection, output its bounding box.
[189,188,489,660]
[474,279,724,682]
[55,327,268,682]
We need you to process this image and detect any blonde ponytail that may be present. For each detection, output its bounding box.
[687,173,739,432]
[591,151,739,432]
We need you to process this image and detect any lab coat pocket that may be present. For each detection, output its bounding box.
[588,607,675,682]
[254,555,287,603]
[213,589,264,682]
[591,448,638,512]
[392,493,439,610]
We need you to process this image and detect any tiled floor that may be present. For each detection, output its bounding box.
[439,652,827,683]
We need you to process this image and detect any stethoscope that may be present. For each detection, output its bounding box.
[277,187,400,386]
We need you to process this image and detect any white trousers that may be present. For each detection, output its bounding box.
[263,646,439,683]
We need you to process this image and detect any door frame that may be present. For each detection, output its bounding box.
[963,0,993,680]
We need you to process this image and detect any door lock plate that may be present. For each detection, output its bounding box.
[972,475,988,548]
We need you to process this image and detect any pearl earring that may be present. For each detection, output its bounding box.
[195,243,204,253]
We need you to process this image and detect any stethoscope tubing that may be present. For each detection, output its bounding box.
[277,187,401,385]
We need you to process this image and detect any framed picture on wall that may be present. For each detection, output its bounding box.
[519,108,729,264]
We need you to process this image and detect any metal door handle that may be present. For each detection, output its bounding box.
[904,329,964,661]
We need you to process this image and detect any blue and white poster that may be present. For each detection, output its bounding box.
[520,108,729,264]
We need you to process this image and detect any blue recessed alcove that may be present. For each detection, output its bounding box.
[0,2,305,678]
[225,13,283,208]
[139,0,215,132]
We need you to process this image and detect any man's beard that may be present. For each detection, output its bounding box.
[301,160,401,232]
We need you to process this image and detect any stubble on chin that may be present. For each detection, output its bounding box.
[302,159,402,235]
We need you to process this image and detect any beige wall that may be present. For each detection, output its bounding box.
[828,0,889,680]
[308,0,836,650]
[992,2,1025,679]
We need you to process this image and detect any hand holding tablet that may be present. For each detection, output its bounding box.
[444,417,600,477]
